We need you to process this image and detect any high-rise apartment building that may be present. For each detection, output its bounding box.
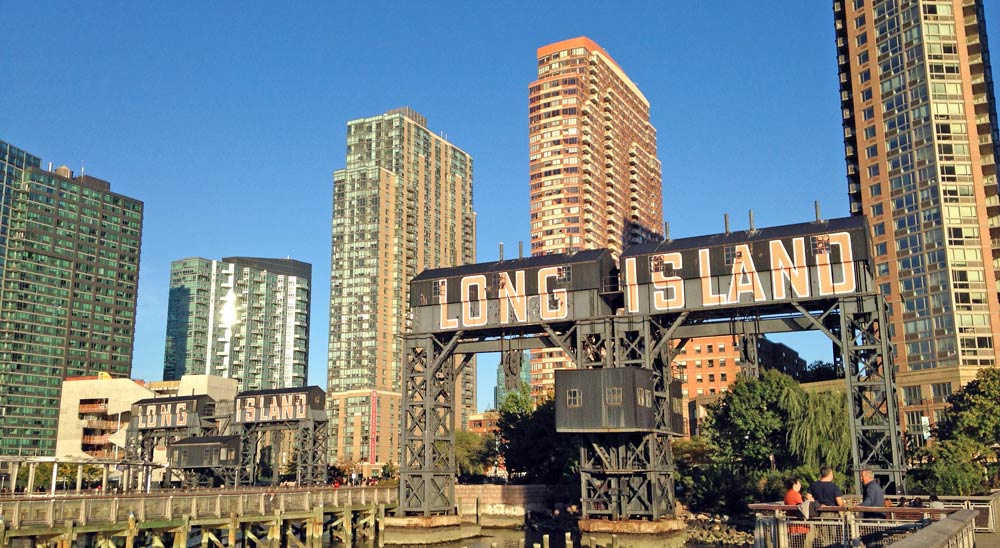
[328,107,476,475]
[835,0,1000,442]
[0,141,41,275]
[163,256,310,391]
[0,163,143,455]
[527,37,663,399]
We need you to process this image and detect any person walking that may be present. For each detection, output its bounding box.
[859,468,885,518]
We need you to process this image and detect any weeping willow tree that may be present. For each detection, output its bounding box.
[779,387,851,472]
[705,369,851,474]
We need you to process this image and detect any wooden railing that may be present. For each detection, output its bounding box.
[0,486,397,529]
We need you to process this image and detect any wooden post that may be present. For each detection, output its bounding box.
[611,534,619,548]
[229,513,238,548]
[9,462,18,495]
[377,505,386,548]
[76,465,84,493]
[172,516,190,548]
[543,534,550,548]
[50,460,58,496]
[57,520,74,548]
[565,532,572,548]
[26,463,36,495]
[200,524,210,548]
[102,465,109,494]
[125,513,137,548]
[267,515,281,548]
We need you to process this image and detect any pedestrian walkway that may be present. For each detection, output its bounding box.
[978,531,1000,548]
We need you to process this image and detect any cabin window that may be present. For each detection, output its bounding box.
[724,246,742,265]
[567,388,582,408]
[605,386,623,406]
[556,265,572,283]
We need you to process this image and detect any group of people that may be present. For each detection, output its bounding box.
[781,466,948,547]
[782,466,867,512]
[783,466,945,515]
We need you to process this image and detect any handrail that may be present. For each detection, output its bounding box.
[749,502,952,518]
[887,509,978,548]
[0,485,398,529]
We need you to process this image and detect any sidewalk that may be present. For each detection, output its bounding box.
[978,531,1000,548]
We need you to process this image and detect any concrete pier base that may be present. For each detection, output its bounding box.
[578,519,687,548]
[381,515,481,545]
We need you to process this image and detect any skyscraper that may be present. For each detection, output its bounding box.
[163,256,311,391]
[0,163,142,455]
[835,0,1000,441]
[527,37,663,398]
[0,141,41,276]
[328,108,476,475]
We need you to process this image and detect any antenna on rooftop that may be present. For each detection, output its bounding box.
[724,214,730,235]
[749,210,756,232]
[499,242,504,261]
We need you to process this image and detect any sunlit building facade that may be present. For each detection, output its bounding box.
[0,164,143,455]
[328,108,476,475]
[162,256,310,391]
[834,0,1000,442]
[527,37,663,400]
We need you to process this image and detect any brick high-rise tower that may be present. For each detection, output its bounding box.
[527,37,663,399]
[834,0,1000,443]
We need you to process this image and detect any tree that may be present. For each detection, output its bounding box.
[455,430,486,479]
[935,367,1000,447]
[704,369,850,475]
[908,438,990,496]
[780,387,851,472]
[497,398,576,484]
[704,369,800,471]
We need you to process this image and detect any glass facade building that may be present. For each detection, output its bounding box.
[162,256,310,391]
[0,163,142,455]
[835,0,1000,442]
[527,37,663,400]
[327,108,476,474]
[0,141,41,276]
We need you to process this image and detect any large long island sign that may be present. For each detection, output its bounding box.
[412,216,871,328]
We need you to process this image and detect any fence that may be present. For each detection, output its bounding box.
[750,503,955,548]
[0,485,396,529]
[882,491,1000,533]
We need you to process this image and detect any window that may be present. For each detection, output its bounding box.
[605,386,623,406]
[902,385,923,406]
[931,382,952,402]
[868,164,880,177]
[864,126,877,139]
[866,144,878,158]
[859,69,871,83]
[567,388,582,408]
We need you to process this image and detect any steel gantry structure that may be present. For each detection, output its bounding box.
[399,216,906,518]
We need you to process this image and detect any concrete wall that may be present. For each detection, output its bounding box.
[455,484,569,519]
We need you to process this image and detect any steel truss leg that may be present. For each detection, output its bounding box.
[399,333,461,515]
[576,317,677,521]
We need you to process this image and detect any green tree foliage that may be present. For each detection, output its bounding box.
[455,430,486,478]
[780,388,851,472]
[497,398,577,484]
[907,368,1000,494]
[908,438,990,496]
[683,369,852,513]
[705,369,850,474]
[935,367,1000,447]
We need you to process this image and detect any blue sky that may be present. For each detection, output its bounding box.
[5,3,999,412]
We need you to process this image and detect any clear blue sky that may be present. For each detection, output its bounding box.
[5,3,999,412]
